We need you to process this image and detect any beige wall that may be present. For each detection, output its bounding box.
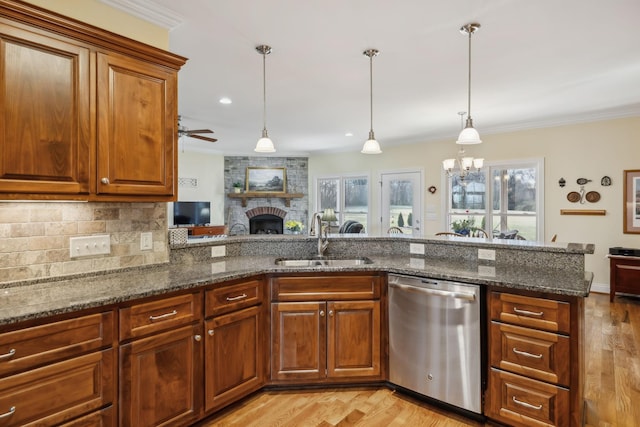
[22,0,168,48]
[309,116,640,290]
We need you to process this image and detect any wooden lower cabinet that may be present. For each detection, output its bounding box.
[119,324,203,427]
[271,299,381,382]
[204,305,264,412]
[0,349,115,426]
[486,290,583,427]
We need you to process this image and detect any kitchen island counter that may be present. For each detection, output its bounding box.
[0,251,592,326]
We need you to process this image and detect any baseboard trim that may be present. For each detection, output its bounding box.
[589,281,610,295]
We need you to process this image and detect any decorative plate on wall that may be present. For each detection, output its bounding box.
[585,191,601,203]
[567,191,581,203]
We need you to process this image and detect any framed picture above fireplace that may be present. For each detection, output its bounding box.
[246,167,286,193]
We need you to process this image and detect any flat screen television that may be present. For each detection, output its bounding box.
[173,201,211,226]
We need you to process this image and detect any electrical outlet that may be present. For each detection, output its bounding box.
[140,232,153,251]
[409,243,425,255]
[478,248,495,261]
[70,235,111,258]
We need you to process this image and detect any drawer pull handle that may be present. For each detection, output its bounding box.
[512,347,543,359]
[513,307,544,317]
[512,396,543,410]
[0,406,15,419]
[149,310,178,321]
[0,349,16,360]
[226,293,248,302]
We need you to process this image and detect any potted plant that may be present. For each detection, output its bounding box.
[451,217,475,236]
[285,220,304,234]
[232,181,243,193]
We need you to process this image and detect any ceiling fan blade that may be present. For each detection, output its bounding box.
[186,129,214,134]
[188,134,218,143]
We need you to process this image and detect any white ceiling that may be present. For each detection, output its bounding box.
[109,0,640,155]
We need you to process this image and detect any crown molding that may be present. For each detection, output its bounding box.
[99,0,184,30]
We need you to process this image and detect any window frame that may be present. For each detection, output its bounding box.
[315,172,371,231]
[444,157,545,241]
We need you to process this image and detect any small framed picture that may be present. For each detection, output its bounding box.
[246,167,286,193]
[623,169,640,234]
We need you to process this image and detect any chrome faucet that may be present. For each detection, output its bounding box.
[314,212,329,257]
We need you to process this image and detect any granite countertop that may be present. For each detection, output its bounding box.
[0,254,593,327]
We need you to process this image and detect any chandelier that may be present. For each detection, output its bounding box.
[443,112,484,180]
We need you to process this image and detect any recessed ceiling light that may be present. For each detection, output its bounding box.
[345,132,353,137]
[219,97,232,104]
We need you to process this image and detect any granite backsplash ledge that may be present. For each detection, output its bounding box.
[170,235,593,272]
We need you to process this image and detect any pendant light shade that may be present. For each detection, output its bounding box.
[255,45,275,153]
[457,23,482,145]
[361,49,382,154]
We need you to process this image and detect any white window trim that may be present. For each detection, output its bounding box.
[443,157,545,241]
[314,172,371,230]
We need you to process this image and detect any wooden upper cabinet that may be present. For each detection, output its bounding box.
[0,0,186,201]
[0,22,90,197]
[96,52,176,198]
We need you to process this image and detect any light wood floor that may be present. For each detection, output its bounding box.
[197,293,640,427]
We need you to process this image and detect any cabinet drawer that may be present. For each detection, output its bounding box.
[59,406,114,427]
[119,292,202,340]
[490,321,570,386]
[0,311,115,376]
[490,292,570,334]
[488,368,569,427]
[271,275,381,301]
[206,279,263,317]
[0,348,115,427]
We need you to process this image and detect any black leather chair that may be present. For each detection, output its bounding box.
[338,220,364,234]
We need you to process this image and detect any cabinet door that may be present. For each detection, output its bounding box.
[96,52,176,198]
[119,324,202,427]
[271,302,325,381]
[0,23,90,196]
[205,305,264,412]
[327,300,381,379]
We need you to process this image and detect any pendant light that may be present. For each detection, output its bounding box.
[361,49,382,154]
[457,23,482,145]
[255,44,276,153]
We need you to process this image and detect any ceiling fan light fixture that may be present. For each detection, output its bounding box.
[255,44,276,153]
[362,48,382,154]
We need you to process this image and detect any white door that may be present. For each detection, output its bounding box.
[381,171,422,236]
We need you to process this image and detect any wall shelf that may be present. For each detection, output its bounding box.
[560,209,606,216]
[227,192,304,207]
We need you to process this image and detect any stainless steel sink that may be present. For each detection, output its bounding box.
[274,256,373,267]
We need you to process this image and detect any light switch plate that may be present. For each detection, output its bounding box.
[70,235,111,258]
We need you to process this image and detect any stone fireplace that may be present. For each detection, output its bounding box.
[224,156,309,234]
[246,207,286,234]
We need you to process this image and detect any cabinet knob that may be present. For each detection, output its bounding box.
[101,177,110,184]
[208,329,214,336]
[328,310,334,317]
[319,310,325,317]
[194,334,202,342]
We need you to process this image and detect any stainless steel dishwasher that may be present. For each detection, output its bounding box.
[388,273,482,414]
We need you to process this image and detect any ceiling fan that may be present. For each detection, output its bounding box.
[177,115,217,143]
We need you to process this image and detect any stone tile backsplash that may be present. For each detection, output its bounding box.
[0,202,169,284]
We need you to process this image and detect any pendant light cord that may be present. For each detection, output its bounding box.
[369,53,374,133]
[262,51,267,133]
[466,29,472,121]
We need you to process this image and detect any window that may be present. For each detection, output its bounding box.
[317,175,369,231]
[446,159,544,241]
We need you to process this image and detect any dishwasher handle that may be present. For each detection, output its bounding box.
[389,282,476,301]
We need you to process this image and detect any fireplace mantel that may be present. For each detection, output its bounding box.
[227,192,304,207]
